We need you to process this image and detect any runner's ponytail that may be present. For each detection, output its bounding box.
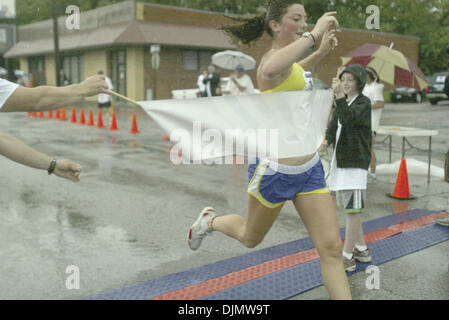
[219,13,267,45]
[220,0,304,45]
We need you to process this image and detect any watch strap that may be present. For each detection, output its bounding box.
[48,159,57,175]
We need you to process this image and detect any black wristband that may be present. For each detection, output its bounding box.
[48,159,57,175]
[309,32,316,43]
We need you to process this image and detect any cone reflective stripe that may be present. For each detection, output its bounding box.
[61,108,67,121]
[109,112,118,130]
[71,108,77,123]
[48,111,53,119]
[129,114,139,133]
[97,111,104,128]
[79,109,86,125]
[87,110,94,126]
[387,158,416,200]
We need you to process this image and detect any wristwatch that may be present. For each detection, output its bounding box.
[48,159,57,175]
[301,32,316,44]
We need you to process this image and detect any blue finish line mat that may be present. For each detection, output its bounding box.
[87,209,449,300]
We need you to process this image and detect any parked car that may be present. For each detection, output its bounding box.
[390,86,425,103]
[425,72,449,105]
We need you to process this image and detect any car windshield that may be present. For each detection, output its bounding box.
[432,73,448,84]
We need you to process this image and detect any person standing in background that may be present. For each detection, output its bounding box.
[203,64,221,97]
[97,70,114,123]
[197,69,208,97]
[324,64,372,273]
[223,64,255,96]
[363,67,384,184]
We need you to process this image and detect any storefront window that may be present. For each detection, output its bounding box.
[110,49,127,96]
[62,55,83,85]
[28,56,46,86]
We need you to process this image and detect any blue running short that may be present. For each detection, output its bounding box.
[247,153,329,208]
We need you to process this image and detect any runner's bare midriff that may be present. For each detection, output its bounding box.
[270,152,317,166]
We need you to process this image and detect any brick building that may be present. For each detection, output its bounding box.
[5,1,420,100]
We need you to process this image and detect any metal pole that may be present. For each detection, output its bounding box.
[428,136,432,184]
[153,68,157,100]
[52,0,61,86]
[389,135,392,163]
[402,137,405,159]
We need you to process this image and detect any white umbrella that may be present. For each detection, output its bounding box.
[15,70,26,78]
[212,50,257,71]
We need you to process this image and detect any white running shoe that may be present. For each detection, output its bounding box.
[188,207,216,250]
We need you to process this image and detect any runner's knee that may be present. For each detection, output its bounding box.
[240,236,264,249]
[318,238,343,260]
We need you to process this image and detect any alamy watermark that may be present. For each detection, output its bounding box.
[65,265,80,290]
[366,5,380,30]
[169,121,279,167]
[66,5,80,30]
[365,265,380,290]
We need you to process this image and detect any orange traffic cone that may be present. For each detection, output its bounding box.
[55,110,60,119]
[387,158,416,200]
[163,135,170,140]
[38,112,44,118]
[71,108,77,123]
[109,112,118,130]
[32,112,37,118]
[97,111,104,128]
[27,112,32,118]
[87,110,94,126]
[79,109,86,125]
[48,111,53,119]
[129,114,139,133]
[61,108,67,121]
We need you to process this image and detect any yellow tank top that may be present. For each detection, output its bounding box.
[262,63,306,93]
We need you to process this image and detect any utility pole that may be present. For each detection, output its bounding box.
[52,0,61,86]
[151,45,161,100]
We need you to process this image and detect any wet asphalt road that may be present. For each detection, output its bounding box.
[0,100,448,300]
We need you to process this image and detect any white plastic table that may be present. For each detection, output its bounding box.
[376,126,439,184]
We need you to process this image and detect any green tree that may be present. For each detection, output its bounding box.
[15,0,449,74]
[306,0,449,74]
[16,0,125,25]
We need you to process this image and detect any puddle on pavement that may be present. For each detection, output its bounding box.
[0,197,168,297]
[98,156,113,178]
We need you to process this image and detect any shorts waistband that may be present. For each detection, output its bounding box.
[261,153,320,175]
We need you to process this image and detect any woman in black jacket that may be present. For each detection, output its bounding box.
[321,64,372,272]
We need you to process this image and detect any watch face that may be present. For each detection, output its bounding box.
[303,72,314,91]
